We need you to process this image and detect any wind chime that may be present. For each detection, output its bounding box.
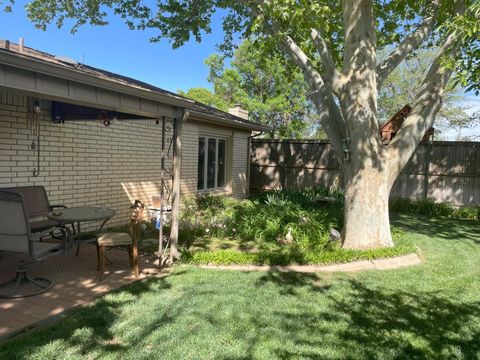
[28,98,41,177]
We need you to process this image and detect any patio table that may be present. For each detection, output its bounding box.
[47,207,116,255]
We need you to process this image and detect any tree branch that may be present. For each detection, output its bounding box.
[342,0,377,78]
[310,28,341,93]
[387,28,463,185]
[377,0,440,90]
[279,32,346,158]
[246,0,347,158]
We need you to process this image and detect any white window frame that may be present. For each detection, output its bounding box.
[197,136,228,192]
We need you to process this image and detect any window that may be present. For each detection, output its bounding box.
[197,137,227,190]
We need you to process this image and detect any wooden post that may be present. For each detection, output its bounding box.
[281,140,287,190]
[422,138,433,199]
[169,108,188,261]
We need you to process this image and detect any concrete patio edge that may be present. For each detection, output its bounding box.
[195,253,422,273]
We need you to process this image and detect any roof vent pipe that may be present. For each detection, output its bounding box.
[19,38,24,52]
[5,40,10,51]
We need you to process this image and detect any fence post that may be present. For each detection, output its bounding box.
[282,139,288,189]
[422,140,433,199]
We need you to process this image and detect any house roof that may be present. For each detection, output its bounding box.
[0,39,268,131]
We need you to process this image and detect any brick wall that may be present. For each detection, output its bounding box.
[180,122,200,196]
[0,89,250,228]
[231,130,250,198]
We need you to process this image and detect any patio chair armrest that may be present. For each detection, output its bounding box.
[50,204,67,210]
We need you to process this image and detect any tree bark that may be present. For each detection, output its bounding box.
[342,165,394,249]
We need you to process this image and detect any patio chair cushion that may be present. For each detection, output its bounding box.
[30,219,60,233]
[0,239,60,257]
[97,233,132,247]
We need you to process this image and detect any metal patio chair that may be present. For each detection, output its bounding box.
[0,190,67,298]
[0,186,72,240]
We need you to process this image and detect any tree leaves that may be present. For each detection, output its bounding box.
[183,39,318,138]
[438,0,480,93]
[24,0,151,33]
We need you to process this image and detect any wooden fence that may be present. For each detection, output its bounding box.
[250,140,480,206]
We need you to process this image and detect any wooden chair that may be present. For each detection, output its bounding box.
[96,200,144,280]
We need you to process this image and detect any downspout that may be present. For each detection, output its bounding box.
[246,131,265,197]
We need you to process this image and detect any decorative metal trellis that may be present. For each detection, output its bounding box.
[156,116,176,266]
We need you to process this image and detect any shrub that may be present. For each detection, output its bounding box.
[390,198,479,220]
[177,188,419,266]
[179,187,344,252]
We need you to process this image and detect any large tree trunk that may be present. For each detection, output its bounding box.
[342,166,394,249]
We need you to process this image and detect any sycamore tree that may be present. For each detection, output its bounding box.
[12,0,480,249]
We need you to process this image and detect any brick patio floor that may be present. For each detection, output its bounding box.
[0,243,162,340]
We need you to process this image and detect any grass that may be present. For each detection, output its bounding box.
[1,213,480,359]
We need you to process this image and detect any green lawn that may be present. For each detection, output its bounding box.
[1,214,479,359]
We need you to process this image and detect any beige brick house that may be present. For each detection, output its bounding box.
[0,40,267,227]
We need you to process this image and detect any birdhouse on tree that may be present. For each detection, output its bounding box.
[380,104,434,145]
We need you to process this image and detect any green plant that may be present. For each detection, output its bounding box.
[176,189,419,266]
[179,189,344,253]
[390,198,479,220]
[181,235,414,266]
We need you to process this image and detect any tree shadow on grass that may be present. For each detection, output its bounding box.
[325,280,480,359]
[391,212,480,243]
[254,273,480,359]
[255,271,332,295]
[2,267,480,359]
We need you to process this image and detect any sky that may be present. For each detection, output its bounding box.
[450,97,480,141]
[0,1,225,93]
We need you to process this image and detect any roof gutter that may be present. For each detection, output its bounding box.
[190,110,269,132]
[0,49,194,109]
